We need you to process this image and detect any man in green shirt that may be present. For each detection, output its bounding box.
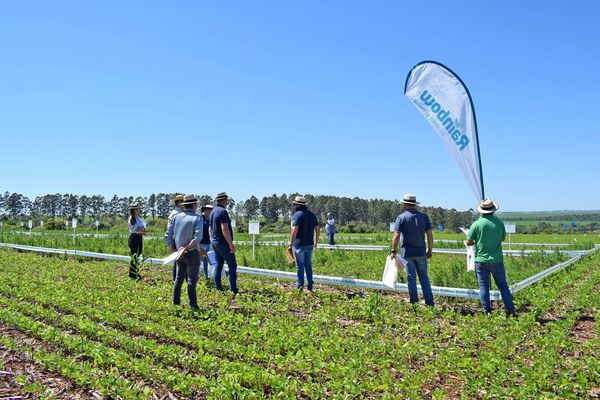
[466,199,515,315]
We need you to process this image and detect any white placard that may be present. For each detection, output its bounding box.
[20,221,24,227]
[505,223,516,234]
[72,218,77,229]
[389,222,395,232]
[28,220,33,229]
[40,221,44,226]
[95,220,100,227]
[231,220,236,228]
[248,220,260,235]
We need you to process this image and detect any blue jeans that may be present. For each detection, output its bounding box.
[327,232,335,246]
[200,243,211,278]
[211,242,238,294]
[294,245,314,290]
[173,250,200,309]
[404,256,434,306]
[475,262,515,314]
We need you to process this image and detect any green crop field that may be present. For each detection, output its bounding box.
[0,247,598,399]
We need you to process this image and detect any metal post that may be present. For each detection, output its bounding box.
[252,234,256,260]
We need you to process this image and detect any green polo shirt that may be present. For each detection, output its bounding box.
[467,214,506,263]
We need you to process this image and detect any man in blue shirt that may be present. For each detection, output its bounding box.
[289,196,320,291]
[391,193,434,306]
[164,195,204,311]
[209,192,238,294]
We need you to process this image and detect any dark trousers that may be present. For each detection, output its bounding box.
[327,232,335,245]
[128,233,143,279]
[173,250,201,308]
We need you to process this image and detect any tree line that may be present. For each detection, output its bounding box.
[0,192,475,232]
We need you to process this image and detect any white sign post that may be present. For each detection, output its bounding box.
[20,221,24,228]
[505,223,516,250]
[28,219,33,232]
[248,220,260,260]
[95,220,100,233]
[72,218,77,245]
[231,220,236,229]
[40,220,44,227]
[389,222,395,232]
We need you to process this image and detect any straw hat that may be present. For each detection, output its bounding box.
[201,204,214,212]
[128,202,141,210]
[292,196,307,206]
[171,194,184,205]
[181,195,198,205]
[402,193,420,205]
[215,192,228,201]
[477,198,499,214]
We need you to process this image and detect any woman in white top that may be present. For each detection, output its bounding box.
[127,202,146,279]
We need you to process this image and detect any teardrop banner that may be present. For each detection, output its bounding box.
[404,60,485,201]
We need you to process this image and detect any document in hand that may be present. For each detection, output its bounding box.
[383,255,400,289]
[162,248,185,266]
[206,250,217,266]
[285,247,295,264]
[466,245,476,272]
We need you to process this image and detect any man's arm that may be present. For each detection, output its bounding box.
[164,218,176,253]
[391,231,401,255]
[426,229,433,258]
[314,225,320,249]
[221,222,236,253]
[289,225,298,248]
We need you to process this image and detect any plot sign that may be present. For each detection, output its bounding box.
[505,223,516,234]
[248,220,260,235]
[389,223,395,232]
[72,218,77,229]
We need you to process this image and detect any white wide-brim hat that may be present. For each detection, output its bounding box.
[402,193,420,205]
[477,198,499,214]
[292,196,307,206]
[181,195,198,205]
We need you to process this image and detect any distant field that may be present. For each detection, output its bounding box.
[497,210,600,228]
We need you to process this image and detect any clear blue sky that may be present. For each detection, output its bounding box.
[2,1,599,211]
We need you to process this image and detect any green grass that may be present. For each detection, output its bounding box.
[0,231,570,289]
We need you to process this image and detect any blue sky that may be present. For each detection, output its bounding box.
[1,1,598,211]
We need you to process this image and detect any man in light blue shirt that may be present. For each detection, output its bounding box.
[164,195,204,311]
[167,194,184,281]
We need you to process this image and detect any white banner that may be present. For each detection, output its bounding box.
[405,61,484,201]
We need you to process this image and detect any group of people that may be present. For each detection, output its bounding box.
[127,192,239,311]
[390,193,515,315]
[128,191,516,315]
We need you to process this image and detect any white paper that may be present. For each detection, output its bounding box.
[382,256,398,289]
[466,245,475,272]
[162,248,185,266]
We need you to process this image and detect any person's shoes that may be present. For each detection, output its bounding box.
[190,305,201,312]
